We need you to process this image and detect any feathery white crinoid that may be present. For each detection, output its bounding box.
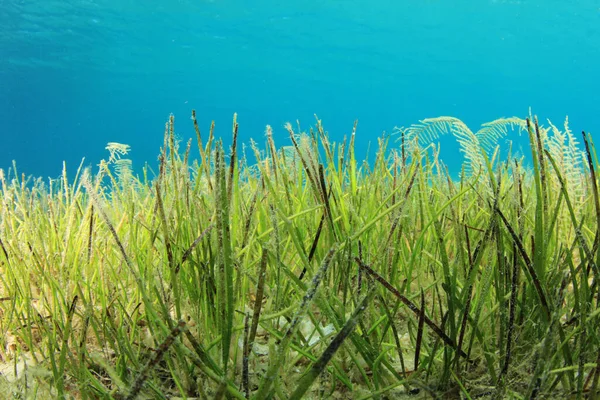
[477,117,527,154]
[546,117,586,200]
[397,116,529,178]
[398,117,484,176]
[114,159,133,182]
[278,145,300,171]
[105,142,131,164]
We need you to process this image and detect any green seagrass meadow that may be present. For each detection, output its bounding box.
[0,112,599,399]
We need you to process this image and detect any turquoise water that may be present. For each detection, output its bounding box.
[1,0,599,178]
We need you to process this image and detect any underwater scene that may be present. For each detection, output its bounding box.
[1,0,600,398]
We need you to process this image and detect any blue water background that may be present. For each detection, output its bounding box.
[1,0,599,179]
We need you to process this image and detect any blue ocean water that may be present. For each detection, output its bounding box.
[1,0,599,179]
